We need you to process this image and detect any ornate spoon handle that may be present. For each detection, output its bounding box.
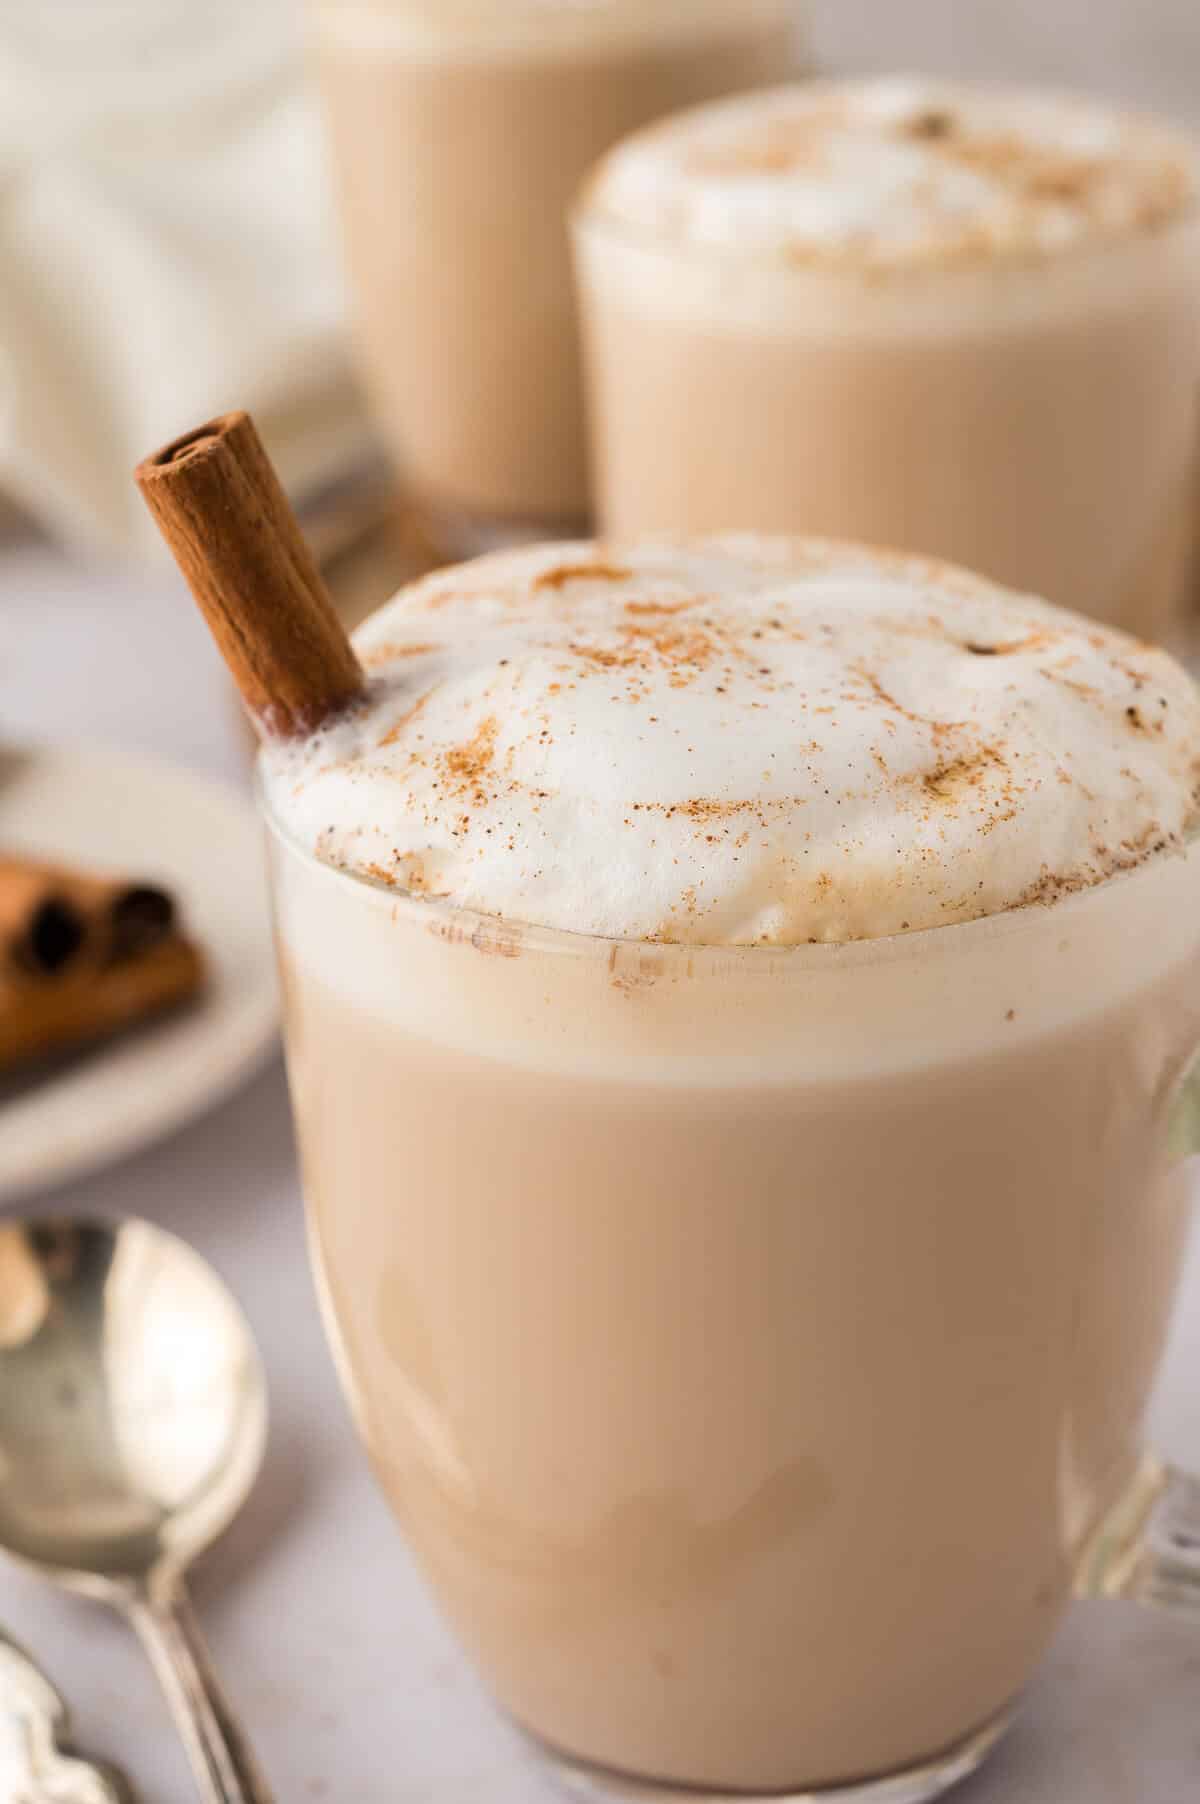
[130,1581,273,1804]
[0,1633,129,1804]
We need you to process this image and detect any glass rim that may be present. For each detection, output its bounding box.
[258,767,1200,970]
[310,0,797,50]
[311,0,795,19]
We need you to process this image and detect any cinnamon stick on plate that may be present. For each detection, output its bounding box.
[0,856,206,1076]
[0,857,177,978]
[0,936,205,1075]
[135,412,366,740]
[0,863,86,978]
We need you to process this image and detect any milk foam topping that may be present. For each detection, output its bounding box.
[584,79,1199,268]
[262,538,1200,944]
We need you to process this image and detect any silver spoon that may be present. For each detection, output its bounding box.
[0,1217,272,1804]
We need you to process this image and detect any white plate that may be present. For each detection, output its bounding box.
[0,741,278,1202]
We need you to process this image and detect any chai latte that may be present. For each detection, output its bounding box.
[577,82,1200,637]
[264,539,1200,1793]
[311,0,799,546]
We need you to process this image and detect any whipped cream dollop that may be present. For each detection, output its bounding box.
[262,539,1200,944]
[583,78,1199,269]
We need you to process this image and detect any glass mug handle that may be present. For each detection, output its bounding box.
[1075,1052,1200,1611]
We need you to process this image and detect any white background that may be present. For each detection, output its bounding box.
[814,0,1200,126]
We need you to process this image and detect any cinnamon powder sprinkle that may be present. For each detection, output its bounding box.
[922,746,1008,804]
[362,642,442,670]
[625,598,700,617]
[593,83,1198,273]
[445,716,499,791]
[533,561,633,592]
[272,538,1200,946]
[378,686,438,747]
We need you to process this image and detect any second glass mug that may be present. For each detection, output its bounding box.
[574,96,1200,643]
[307,0,801,556]
[266,796,1200,1801]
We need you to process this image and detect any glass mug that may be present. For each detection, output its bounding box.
[307,0,801,557]
[266,797,1200,1803]
[573,92,1200,642]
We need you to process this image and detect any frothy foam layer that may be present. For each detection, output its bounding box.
[261,538,1200,945]
[584,79,1199,268]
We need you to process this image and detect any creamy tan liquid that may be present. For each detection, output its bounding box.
[312,3,796,535]
[577,114,1200,637]
[581,261,1199,639]
[271,825,1200,1792]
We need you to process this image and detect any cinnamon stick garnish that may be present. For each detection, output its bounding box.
[0,858,177,979]
[135,412,365,740]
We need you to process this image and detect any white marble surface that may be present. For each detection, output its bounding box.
[3,534,1200,1800]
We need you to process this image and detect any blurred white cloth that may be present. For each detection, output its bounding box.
[0,0,369,560]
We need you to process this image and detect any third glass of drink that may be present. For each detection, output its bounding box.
[575,79,1200,640]
[308,0,800,557]
[263,537,1200,1800]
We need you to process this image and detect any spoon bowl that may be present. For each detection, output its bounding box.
[0,1217,272,1803]
[0,1218,266,1591]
